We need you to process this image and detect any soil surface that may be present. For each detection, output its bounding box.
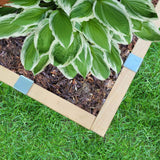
[0,36,138,116]
[0,0,158,116]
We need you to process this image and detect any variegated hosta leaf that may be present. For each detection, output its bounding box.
[121,0,158,20]
[58,64,77,79]
[0,7,22,16]
[0,0,159,80]
[39,0,56,9]
[131,18,160,41]
[93,0,131,37]
[33,54,49,75]
[54,0,76,15]
[112,33,129,45]
[50,32,82,67]
[35,19,55,56]
[21,34,39,70]
[82,18,111,51]
[73,42,93,78]
[74,22,82,32]
[131,18,143,32]
[104,42,122,73]
[49,10,73,48]
[111,30,132,45]
[8,0,40,8]
[134,21,160,41]
[0,14,24,39]
[12,7,47,26]
[21,25,38,36]
[70,0,93,21]
[90,46,110,80]
[43,0,52,2]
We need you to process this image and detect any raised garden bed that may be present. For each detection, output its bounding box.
[0,0,160,137]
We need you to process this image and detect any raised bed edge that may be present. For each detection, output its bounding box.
[0,2,160,137]
[0,66,96,130]
[91,1,160,136]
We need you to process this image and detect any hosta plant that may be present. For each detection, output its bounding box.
[0,0,160,80]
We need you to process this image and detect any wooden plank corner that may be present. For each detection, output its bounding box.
[90,67,136,137]
[0,65,96,130]
[0,2,160,137]
[90,2,160,137]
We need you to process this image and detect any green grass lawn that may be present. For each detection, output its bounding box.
[0,42,160,159]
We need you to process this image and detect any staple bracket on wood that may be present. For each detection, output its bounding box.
[124,53,143,72]
[14,75,33,95]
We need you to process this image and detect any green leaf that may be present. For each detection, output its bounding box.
[44,0,52,2]
[33,55,49,75]
[35,19,55,56]
[121,0,158,20]
[0,7,22,16]
[73,42,92,78]
[105,42,122,73]
[131,18,143,32]
[0,14,24,39]
[134,21,160,41]
[74,22,82,32]
[70,1,92,21]
[93,0,131,36]
[39,0,56,9]
[90,46,110,80]
[21,34,39,70]
[112,31,131,45]
[49,10,73,48]
[50,32,82,67]
[82,18,111,51]
[12,7,47,26]
[58,64,77,79]
[21,25,38,36]
[8,0,40,8]
[54,0,76,15]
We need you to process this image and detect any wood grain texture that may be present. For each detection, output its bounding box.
[0,65,96,130]
[0,2,160,137]
[28,84,96,129]
[132,40,151,58]
[0,65,19,87]
[91,2,160,137]
[90,68,136,137]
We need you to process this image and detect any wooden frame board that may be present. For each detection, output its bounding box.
[0,2,160,137]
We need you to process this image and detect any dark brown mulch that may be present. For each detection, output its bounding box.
[0,35,137,116]
[0,0,158,116]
